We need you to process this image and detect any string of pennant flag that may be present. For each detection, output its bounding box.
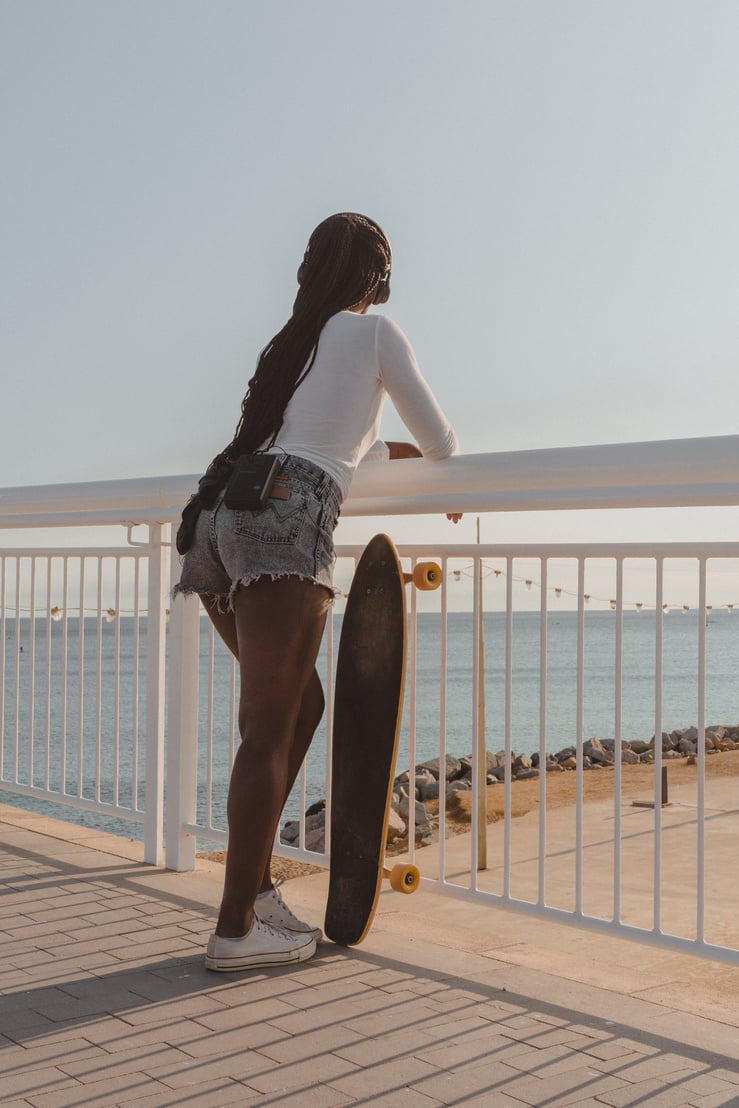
[5,564,736,619]
[450,564,735,614]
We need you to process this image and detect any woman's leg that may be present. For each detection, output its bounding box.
[214,576,331,937]
[199,596,240,659]
[199,593,326,894]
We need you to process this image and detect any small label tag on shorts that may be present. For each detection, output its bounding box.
[270,480,291,500]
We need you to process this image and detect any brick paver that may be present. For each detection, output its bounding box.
[2,811,739,1107]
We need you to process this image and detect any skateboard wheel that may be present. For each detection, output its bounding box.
[411,562,442,591]
[389,864,420,894]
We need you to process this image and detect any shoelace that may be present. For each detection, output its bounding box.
[267,876,302,923]
[254,915,294,941]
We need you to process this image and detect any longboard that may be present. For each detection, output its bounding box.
[325,534,440,945]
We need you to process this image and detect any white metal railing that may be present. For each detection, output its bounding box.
[406,544,739,967]
[2,435,739,964]
[0,537,168,862]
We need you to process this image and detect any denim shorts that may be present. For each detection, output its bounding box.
[173,455,342,608]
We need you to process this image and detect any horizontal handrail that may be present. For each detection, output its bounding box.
[349,435,739,497]
[2,434,739,528]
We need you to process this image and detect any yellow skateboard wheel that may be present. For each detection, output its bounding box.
[406,562,442,591]
[389,863,420,894]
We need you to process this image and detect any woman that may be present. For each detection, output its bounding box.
[175,212,458,971]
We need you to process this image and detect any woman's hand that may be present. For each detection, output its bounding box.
[384,442,461,520]
[386,441,422,459]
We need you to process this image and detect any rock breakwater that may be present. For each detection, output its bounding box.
[279,723,739,855]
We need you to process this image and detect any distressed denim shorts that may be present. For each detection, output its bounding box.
[173,455,342,608]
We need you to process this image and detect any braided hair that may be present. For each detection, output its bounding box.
[223,212,392,459]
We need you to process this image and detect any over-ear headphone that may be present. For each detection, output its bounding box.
[373,267,391,305]
[299,260,391,306]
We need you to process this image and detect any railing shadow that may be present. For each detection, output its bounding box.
[3,837,739,1105]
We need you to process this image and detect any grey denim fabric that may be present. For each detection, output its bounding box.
[173,455,342,608]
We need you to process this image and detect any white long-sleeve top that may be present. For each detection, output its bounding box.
[266,310,458,500]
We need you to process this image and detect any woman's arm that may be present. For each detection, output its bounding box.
[376,317,458,461]
[377,321,460,519]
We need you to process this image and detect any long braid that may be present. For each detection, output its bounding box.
[176,213,391,554]
[223,213,391,460]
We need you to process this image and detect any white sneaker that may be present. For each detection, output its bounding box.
[255,875,323,941]
[205,916,316,972]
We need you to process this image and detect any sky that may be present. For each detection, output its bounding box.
[2,0,739,607]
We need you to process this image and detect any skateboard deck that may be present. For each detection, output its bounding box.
[325,534,441,945]
[325,533,407,946]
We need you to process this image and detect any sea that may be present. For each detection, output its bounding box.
[2,609,739,843]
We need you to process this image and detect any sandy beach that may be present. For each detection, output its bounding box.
[199,750,739,883]
[443,748,739,825]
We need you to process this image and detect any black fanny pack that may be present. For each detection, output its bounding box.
[176,453,283,556]
[223,453,282,510]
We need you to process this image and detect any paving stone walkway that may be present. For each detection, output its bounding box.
[1,808,739,1106]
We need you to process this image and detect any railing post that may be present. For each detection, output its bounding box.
[475,519,488,870]
[144,524,167,864]
[165,541,200,870]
